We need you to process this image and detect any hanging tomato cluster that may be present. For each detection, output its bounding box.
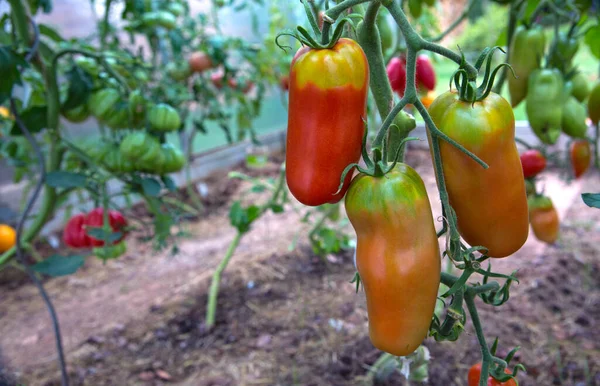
[64,208,128,259]
[285,26,530,359]
[63,57,186,177]
[518,150,560,244]
[508,23,599,149]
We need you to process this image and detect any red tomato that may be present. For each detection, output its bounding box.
[188,52,213,73]
[387,56,407,96]
[286,38,369,206]
[84,208,128,247]
[520,149,547,178]
[416,54,436,91]
[63,214,91,248]
[570,140,591,178]
[468,363,517,386]
[210,72,224,89]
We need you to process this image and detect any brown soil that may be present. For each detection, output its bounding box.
[1,149,599,386]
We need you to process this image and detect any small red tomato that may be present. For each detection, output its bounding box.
[84,208,128,247]
[210,72,224,89]
[387,56,407,96]
[416,54,436,91]
[188,52,213,73]
[570,140,591,178]
[228,78,254,93]
[468,363,517,386]
[520,149,547,178]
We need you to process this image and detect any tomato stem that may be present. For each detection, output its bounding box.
[465,292,493,386]
[206,165,287,328]
[324,0,373,21]
[357,1,395,120]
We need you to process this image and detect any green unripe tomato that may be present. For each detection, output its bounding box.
[120,131,161,162]
[167,2,185,16]
[160,143,186,173]
[142,11,177,30]
[133,69,149,83]
[103,102,129,130]
[63,104,90,123]
[88,88,121,120]
[75,57,100,76]
[147,103,181,132]
[128,90,147,116]
[94,241,127,260]
[571,73,590,102]
[166,62,192,81]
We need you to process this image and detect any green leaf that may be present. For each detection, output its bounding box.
[246,205,261,223]
[523,0,541,20]
[246,154,268,169]
[584,25,600,60]
[270,204,284,213]
[10,106,48,135]
[86,227,124,244]
[62,66,94,111]
[229,202,261,233]
[229,201,247,231]
[45,171,87,188]
[28,0,53,14]
[0,46,28,105]
[495,29,508,47]
[161,176,177,192]
[141,177,162,197]
[582,193,600,209]
[250,185,266,193]
[32,254,85,277]
[38,24,64,42]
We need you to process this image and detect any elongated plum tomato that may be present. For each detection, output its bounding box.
[571,140,591,178]
[345,164,440,356]
[428,91,529,258]
[286,38,369,206]
[528,195,559,244]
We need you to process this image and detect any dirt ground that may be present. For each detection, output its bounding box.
[0,148,599,386]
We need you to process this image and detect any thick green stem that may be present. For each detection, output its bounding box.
[8,0,31,45]
[595,123,600,169]
[101,0,113,49]
[325,0,372,20]
[205,166,286,328]
[357,1,394,120]
[205,232,242,328]
[493,0,520,94]
[529,0,549,23]
[465,293,492,386]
